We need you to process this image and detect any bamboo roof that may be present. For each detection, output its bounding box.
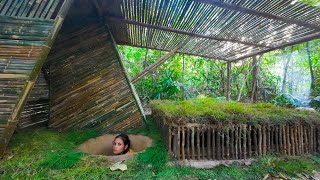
[103,0,320,61]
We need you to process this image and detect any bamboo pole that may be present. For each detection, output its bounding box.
[306,125,309,154]
[212,128,216,160]
[258,126,262,156]
[262,125,266,156]
[197,127,200,160]
[182,126,185,160]
[192,127,195,159]
[298,125,302,154]
[239,125,242,159]
[248,125,251,158]
[243,125,247,159]
[173,133,177,158]
[177,126,181,160]
[295,126,299,155]
[253,126,258,156]
[235,125,239,159]
[231,125,235,159]
[291,126,295,156]
[168,125,172,153]
[267,125,270,153]
[207,128,211,159]
[202,129,205,159]
[317,127,320,153]
[271,125,274,152]
[187,128,190,159]
[226,128,230,159]
[217,128,221,159]
[282,125,287,155]
[286,125,291,156]
[221,129,225,159]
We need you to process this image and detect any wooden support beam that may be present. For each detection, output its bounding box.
[131,37,192,84]
[226,62,231,101]
[107,16,270,48]
[0,0,74,157]
[194,0,320,31]
[230,32,320,62]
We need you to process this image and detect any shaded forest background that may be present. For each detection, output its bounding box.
[118,38,320,110]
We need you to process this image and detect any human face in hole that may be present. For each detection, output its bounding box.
[112,137,128,155]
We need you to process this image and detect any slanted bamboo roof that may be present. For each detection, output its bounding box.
[103,0,320,61]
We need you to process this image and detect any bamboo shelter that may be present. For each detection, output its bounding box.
[1,0,320,157]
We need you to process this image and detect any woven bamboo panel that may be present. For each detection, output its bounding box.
[47,20,143,131]
[0,0,63,19]
[18,72,49,129]
[105,0,320,61]
[0,16,53,139]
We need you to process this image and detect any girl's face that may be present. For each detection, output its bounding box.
[112,137,128,155]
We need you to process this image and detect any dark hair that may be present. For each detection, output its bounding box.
[114,133,130,154]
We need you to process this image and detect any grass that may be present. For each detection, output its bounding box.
[150,97,320,125]
[1,118,320,179]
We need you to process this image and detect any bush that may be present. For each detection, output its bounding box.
[272,93,301,108]
[310,96,320,112]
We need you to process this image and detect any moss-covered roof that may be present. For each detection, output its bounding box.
[150,97,320,125]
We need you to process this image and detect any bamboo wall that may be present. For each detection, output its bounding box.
[0,16,53,152]
[18,72,49,129]
[155,115,320,160]
[0,0,63,19]
[0,0,72,156]
[46,20,144,131]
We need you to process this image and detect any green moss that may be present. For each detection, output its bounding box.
[150,97,320,125]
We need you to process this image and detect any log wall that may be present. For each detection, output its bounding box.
[46,20,144,131]
[154,113,320,160]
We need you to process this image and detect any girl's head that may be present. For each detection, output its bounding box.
[112,133,130,155]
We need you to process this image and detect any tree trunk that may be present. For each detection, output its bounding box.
[281,46,294,93]
[306,42,315,96]
[251,56,259,103]
[226,62,231,101]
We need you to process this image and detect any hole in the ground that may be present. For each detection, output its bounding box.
[78,134,153,162]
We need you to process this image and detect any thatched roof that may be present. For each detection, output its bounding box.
[102,0,320,61]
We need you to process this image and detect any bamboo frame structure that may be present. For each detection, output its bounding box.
[153,111,320,161]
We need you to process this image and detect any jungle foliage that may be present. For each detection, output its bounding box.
[119,39,320,108]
